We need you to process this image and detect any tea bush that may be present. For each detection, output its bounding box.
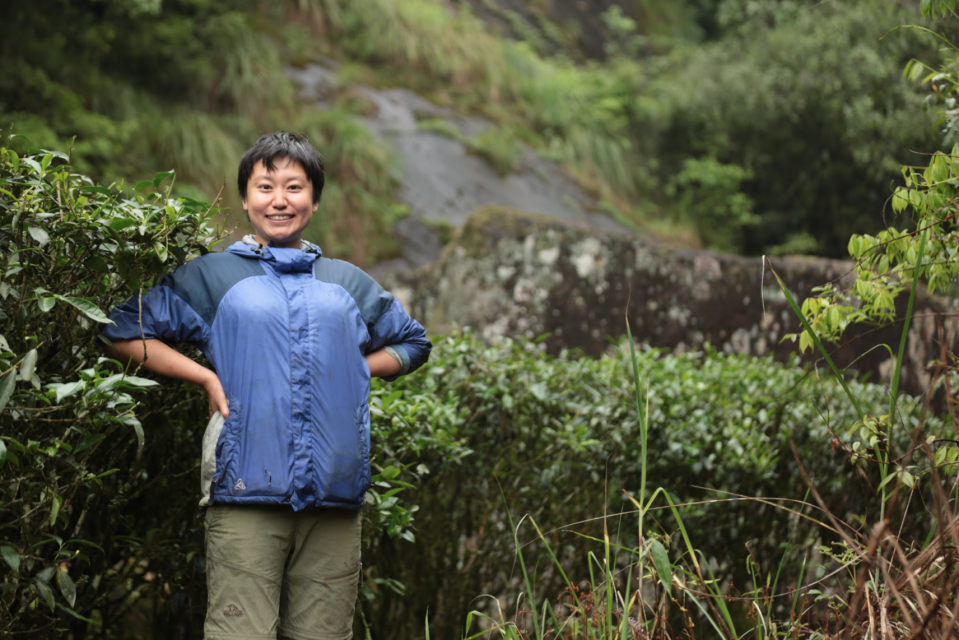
[363,333,950,639]
[0,143,457,637]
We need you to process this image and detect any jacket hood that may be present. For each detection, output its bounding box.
[227,235,321,273]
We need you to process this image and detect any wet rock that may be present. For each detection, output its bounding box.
[389,206,958,396]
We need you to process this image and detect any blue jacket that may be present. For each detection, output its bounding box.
[102,239,431,510]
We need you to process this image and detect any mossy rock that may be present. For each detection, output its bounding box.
[389,206,957,397]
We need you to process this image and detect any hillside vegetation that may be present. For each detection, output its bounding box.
[0,0,947,258]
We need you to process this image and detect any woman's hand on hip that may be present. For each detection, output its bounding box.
[202,372,229,418]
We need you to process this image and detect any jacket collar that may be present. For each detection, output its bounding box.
[227,235,322,273]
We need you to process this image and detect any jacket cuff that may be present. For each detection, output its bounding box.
[380,345,410,382]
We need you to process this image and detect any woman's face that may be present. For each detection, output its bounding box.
[243,157,317,248]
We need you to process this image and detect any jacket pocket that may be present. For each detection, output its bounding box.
[199,411,226,506]
[212,397,241,496]
[354,401,372,494]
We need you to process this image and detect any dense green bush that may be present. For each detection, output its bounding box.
[364,333,949,639]
[0,141,221,636]
[0,144,452,637]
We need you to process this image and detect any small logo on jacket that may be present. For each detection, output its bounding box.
[234,479,246,491]
[223,604,243,617]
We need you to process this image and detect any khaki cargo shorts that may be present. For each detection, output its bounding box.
[203,505,362,640]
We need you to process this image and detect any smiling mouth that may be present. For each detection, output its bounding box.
[266,215,294,221]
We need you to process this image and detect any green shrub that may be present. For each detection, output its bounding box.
[361,331,950,639]
[0,142,221,635]
[0,144,450,637]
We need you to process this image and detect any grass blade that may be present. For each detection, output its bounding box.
[765,260,866,421]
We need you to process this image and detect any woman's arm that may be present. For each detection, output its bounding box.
[106,338,229,418]
[366,349,402,378]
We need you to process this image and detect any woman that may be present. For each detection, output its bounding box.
[103,132,431,640]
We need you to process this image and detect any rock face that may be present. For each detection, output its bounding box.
[390,206,957,397]
[286,63,628,274]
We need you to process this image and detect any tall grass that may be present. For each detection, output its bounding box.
[296,108,405,265]
[455,257,958,638]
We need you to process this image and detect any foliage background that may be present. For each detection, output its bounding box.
[4,0,959,638]
[0,0,950,258]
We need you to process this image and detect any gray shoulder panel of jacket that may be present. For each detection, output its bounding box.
[314,257,394,326]
[160,253,266,326]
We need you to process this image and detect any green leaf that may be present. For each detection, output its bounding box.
[902,471,916,490]
[37,295,55,312]
[108,218,137,232]
[0,545,19,573]
[80,185,112,196]
[134,180,154,191]
[152,170,174,189]
[121,414,145,447]
[35,579,55,612]
[85,256,109,273]
[877,470,898,493]
[49,380,85,403]
[74,433,105,454]
[50,495,62,527]
[28,226,50,247]
[57,602,93,622]
[0,368,16,413]
[119,376,159,388]
[0,439,5,467]
[20,349,37,381]
[649,539,673,596]
[7,149,20,171]
[381,465,401,480]
[21,157,42,175]
[154,241,168,263]
[57,296,114,324]
[57,569,77,607]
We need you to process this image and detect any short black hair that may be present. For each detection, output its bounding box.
[237,132,325,204]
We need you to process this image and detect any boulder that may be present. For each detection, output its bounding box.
[389,206,958,397]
